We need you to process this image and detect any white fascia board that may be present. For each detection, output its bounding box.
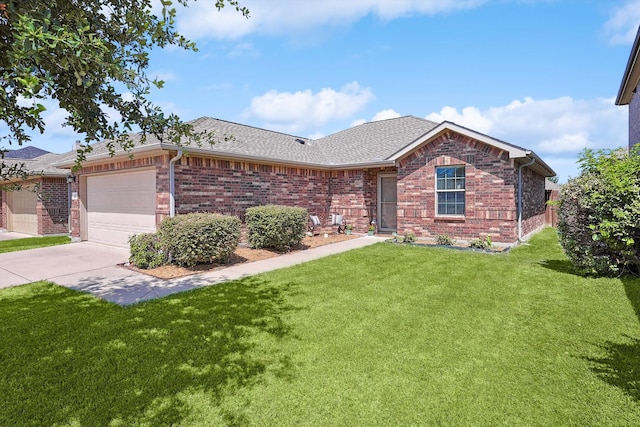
[616,27,640,106]
[390,121,529,161]
[53,143,165,168]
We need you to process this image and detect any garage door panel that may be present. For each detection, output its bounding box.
[9,188,38,235]
[87,170,156,247]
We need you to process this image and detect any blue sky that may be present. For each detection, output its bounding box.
[18,0,640,182]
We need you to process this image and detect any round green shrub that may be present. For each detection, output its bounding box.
[128,233,166,269]
[245,205,307,250]
[159,213,241,267]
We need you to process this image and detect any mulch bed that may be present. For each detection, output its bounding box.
[126,233,359,279]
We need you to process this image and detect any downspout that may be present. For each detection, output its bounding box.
[169,150,183,217]
[517,157,536,241]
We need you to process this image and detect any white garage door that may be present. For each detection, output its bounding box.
[87,170,157,247]
[8,187,38,235]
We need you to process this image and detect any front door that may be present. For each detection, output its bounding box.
[378,174,397,232]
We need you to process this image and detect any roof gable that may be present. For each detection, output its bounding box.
[616,25,640,106]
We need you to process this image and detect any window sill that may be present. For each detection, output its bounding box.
[434,216,466,222]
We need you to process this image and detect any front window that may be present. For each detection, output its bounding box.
[436,166,465,216]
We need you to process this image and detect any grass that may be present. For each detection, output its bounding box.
[1,228,640,425]
[0,235,71,253]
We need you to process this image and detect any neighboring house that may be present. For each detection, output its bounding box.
[51,116,555,247]
[616,25,640,150]
[0,153,70,235]
[3,146,50,159]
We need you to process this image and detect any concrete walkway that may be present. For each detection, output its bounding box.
[1,236,387,305]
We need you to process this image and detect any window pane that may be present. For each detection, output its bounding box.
[436,166,465,191]
[437,191,465,216]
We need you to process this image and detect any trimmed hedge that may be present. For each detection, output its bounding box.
[245,205,307,250]
[159,213,241,267]
[129,233,166,269]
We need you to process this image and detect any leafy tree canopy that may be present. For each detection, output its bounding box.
[0,0,248,180]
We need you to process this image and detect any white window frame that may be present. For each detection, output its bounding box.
[435,165,465,216]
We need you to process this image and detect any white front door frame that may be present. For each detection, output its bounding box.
[377,173,397,232]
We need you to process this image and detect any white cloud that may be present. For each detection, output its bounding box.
[603,0,640,44]
[246,81,375,133]
[372,109,401,121]
[349,109,401,128]
[228,42,260,57]
[175,0,487,40]
[427,105,493,133]
[426,96,627,182]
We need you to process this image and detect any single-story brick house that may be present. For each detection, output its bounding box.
[43,115,554,247]
[616,25,640,150]
[0,153,70,235]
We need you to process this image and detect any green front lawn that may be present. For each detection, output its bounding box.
[1,228,639,425]
[0,235,71,253]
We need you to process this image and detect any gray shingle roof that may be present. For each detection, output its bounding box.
[2,153,68,177]
[314,116,439,164]
[54,115,441,167]
[50,115,555,176]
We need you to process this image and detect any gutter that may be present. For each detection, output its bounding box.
[169,149,183,217]
[517,157,536,241]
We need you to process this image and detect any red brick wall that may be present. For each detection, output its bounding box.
[67,146,547,243]
[326,169,386,233]
[173,157,330,220]
[519,165,546,238]
[396,132,518,242]
[38,177,69,235]
[70,179,80,238]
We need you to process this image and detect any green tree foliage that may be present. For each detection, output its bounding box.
[0,0,248,180]
[558,145,640,276]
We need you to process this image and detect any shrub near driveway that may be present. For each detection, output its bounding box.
[159,213,241,267]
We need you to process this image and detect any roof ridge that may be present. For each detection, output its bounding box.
[194,116,310,141]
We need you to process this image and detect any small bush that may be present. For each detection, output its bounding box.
[129,233,166,269]
[403,232,416,243]
[469,235,492,249]
[436,234,454,246]
[159,213,241,267]
[245,205,307,250]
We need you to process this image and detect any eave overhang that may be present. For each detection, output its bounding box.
[616,26,640,106]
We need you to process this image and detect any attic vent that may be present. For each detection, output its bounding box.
[295,138,305,145]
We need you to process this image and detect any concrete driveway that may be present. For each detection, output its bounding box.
[0,242,130,288]
[0,236,387,306]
